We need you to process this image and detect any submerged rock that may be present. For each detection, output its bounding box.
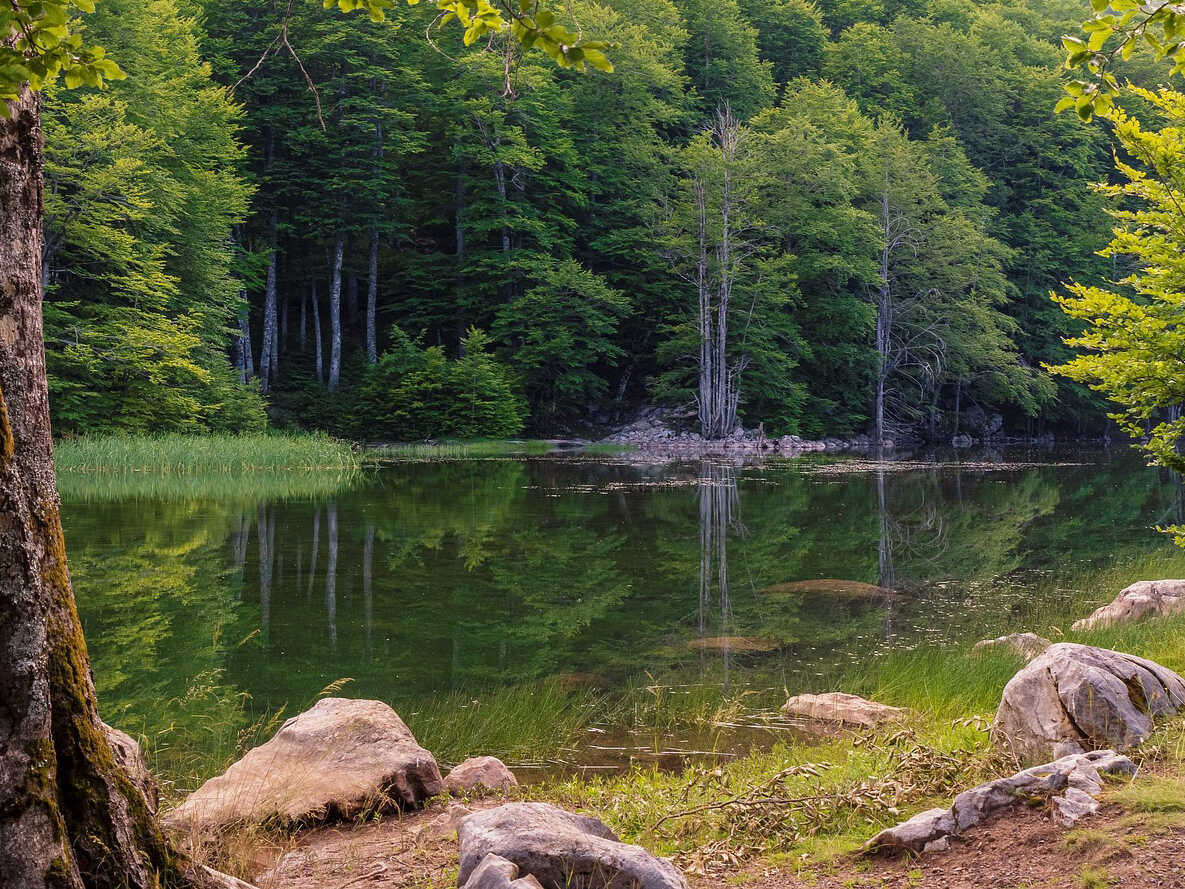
[971,632,1051,661]
[446,757,518,794]
[1072,580,1185,631]
[685,636,782,652]
[992,643,1185,763]
[865,749,1136,854]
[462,854,545,888]
[761,579,896,598]
[102,721,159,815]
[457,802,688,889]
[781,692,906,728]
[164,698,442,832]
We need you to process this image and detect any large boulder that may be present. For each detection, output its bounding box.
[462,854,544,889]
[781,692,906,728]
[992,643,1185,763]
[457,802,687,889]
[446,757,518,794]
[971,633,1051,662]
[164,698,442,831]
[866,750,1136,854]
[1072,580,1185,631]
[102,721,159,815]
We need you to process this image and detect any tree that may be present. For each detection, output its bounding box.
[40,0,261,433]
[1049,88,1185,473]
[736,0,828,84]
[657,106,783,439]
[492,259,628,425]
[677,0,775,121]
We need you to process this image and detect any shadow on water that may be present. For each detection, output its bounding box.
[64,449,1185,790]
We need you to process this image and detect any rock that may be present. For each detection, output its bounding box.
[922,836,951,853]
[457,802,688,889]
[781,692,906,728]
[102,721,159,815]
[971,632,1051,661]
[868,808,957,853]
[865,750,1135,854]
[164,698,443,831]
[446,757,518,794]
[992,643,1185,763]
[762,579,896,599]
[1052,787,1100,828]
[685,636,781,652]
[1072,580,1185,631]
[462,854,545,889]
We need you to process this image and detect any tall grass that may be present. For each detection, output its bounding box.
[405,680,603,767]
[55,432,360,474]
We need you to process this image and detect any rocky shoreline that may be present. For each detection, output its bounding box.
[599,407,1081,458]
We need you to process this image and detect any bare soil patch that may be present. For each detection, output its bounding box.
[248,792,1185,889]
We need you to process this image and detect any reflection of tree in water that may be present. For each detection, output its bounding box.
[696,461,746,684]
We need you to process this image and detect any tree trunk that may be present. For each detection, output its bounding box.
[329,236,343,391]
[299,290,307,353]
[366,227,378,365]
[259,212,278,392]
[0,85,209,889]
[311,280,323,384]
[346,266,359,327]
[874,186,892,446]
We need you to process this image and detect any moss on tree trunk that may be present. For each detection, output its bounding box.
[0,86,209,889]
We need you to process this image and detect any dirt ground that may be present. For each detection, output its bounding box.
[250,795,1185,889]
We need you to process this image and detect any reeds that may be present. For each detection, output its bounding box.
[55,432,360,474]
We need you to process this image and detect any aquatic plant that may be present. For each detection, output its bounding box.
[55,432,360,474]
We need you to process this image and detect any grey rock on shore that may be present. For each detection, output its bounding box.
[1072,580,1185,631]
[971,632,1051,661]
[992,643,1185,763]
[446,756,518,794]
[164,698,443,832]
[866,749,1136,854]
[458,802,688,889]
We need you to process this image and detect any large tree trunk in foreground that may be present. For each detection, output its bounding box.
[0,88,206,889]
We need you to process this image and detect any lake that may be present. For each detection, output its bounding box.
[64,449,1185,792]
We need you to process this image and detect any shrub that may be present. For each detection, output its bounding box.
[352,326,525,440]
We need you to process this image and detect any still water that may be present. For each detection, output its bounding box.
[64,451,1185,781]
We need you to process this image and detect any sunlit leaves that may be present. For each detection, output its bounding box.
[1059,0,1185,120]
[1048,88,1185,472]
[0,0,124,110]
[1,0,611,113]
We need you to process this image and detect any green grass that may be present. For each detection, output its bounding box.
[405,680,603,768]
[55,432,360,474]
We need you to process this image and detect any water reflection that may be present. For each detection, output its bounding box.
[64,453,1185,770]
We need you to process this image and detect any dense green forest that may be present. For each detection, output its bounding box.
[40,0,1152,441]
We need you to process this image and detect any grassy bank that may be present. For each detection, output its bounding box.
[55,432,360,474]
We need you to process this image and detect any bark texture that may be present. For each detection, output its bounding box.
[0,88,206,889]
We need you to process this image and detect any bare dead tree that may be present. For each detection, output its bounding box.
[871,179,946,443]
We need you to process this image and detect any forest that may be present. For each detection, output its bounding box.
[38,0,1160,443]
